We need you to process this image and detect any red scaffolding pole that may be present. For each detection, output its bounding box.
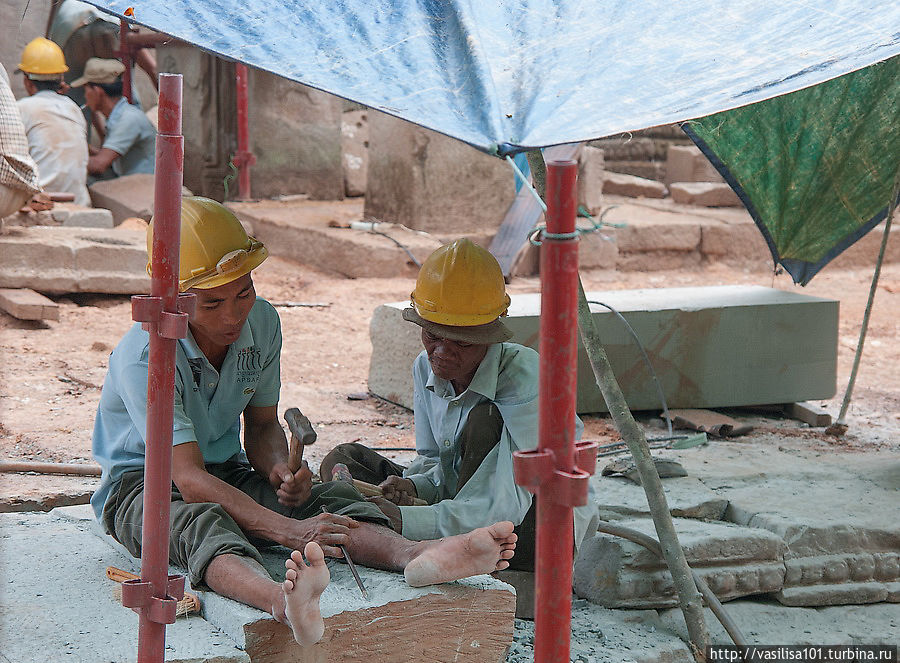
[513,160,598,663]
[233,63,255,200]
[124,73,195,663]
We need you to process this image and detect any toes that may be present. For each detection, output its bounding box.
[305,541,326,565]
[499,549,515,560]
[282,578,295,593]
[495,560,510,571]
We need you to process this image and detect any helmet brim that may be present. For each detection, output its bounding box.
[402,308,512,345]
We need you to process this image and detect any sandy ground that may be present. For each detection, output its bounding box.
[0,256,898,502]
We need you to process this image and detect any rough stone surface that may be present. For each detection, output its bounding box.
[665,145,724,185]
[665,444,900,607]
[229,199,441,279]
[0,0,50,100]
[574,517,786,608]
[506,599,693,663]
[602,172,668,199]
[659,599,900,646]
[0,287,59,321]
[593,475,728,521]
[670,181,743,207]
[342,110,369,197]
[578,145,606,213]
[0,509,248,662]
[51,203,115,228]
[365,111,515,233]
[0,226,150,294]
[369,286,839,413]
[88,174,193,226]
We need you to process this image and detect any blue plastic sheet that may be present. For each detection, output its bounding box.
[86,1,900,155]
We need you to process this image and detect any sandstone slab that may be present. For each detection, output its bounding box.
[0,226,150,294]
[578,145,606,213]
[230,199,441,279]
[342,110,369,197]
[369,286,839,413]
[665,145,724,185]
[670,181,743,207]
[0,287,59,321]
[51,203,115,228]
[594,475,728,521]
[602,172,667,199]
[574,517,785,608]
[365,111,515,234]
[88,174,193,226]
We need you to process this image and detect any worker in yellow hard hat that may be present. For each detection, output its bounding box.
[14,38,91,206]
[320,238,596,571]
[91,202,517,646]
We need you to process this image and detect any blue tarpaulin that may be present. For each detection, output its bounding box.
[86,1,900,156]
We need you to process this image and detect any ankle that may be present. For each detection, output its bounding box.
[272,593,287,623]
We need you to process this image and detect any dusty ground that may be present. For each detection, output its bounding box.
[0,253,898,506]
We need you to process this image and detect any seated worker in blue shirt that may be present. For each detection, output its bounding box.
[71,57,155,180]
[320,239,597,572]
[91,199,517,646]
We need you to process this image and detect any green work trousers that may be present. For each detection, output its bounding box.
[102,460,391,587]
[319,402,537,571]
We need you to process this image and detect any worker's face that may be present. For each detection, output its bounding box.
[188,273,256,350]
[83,83,100,111]
[421,329,488,388]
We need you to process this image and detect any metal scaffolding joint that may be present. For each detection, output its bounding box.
[513,439,598,506]
[120,574,185,624]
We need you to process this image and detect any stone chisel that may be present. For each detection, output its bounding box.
[321,505,368,599]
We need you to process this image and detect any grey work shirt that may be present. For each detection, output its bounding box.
[103,97,155,177]
[400,342,596,546]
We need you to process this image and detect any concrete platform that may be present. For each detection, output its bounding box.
[369,285,839,413]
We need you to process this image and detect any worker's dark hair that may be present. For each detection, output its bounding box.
[28,78,63,93]
[88,80,123,98]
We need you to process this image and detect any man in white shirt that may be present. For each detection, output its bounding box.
[320,239,597,571]
[15,38,91,207]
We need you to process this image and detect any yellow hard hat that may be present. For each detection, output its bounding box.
[147,197,268,292]
[410,238,510,326]
[17,38,68,78]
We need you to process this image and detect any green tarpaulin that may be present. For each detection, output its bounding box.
[684,55,900,285]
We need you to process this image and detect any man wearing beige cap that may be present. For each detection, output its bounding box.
[72,57,155,179]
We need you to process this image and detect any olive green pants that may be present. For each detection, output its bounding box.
[102,460,391,587]
[319,403,537,571]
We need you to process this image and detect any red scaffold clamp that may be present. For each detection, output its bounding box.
[131,292,196,338]
[121,575,186,624]
[513,440,598,506]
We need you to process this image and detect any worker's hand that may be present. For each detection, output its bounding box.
[269,460,313,507]
[379,475,417,506]
[293,512,360,558]
[21,192,53,213]
[367,496,402,533]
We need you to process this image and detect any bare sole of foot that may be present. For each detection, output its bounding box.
[403,521,517,587]
[282,542,330,646]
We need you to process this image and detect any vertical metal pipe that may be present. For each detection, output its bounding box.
[235,63,251,199]
[534,160,579,663]
[137,73,183,663]
[119,18,133,103]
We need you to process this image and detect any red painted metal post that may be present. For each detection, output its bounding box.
[133,73,186,663]
[119,18,133,103]
[234,63,254,199]
[513,159,596,663]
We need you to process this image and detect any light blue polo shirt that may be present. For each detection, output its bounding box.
[90,298,282,521]
[103,97,155,177]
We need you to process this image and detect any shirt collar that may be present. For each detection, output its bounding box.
[424,343,502,401]
[180,319,256,363]
[106,96,129,125]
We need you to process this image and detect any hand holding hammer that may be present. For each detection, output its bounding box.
[276,407,317,506]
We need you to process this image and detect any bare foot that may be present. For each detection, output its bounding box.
[282,542,330,646]
[403,521,517,587]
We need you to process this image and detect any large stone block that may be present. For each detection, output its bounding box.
[574,517,786,608]
[342,110,369,197]
[88,174,193,226]
[578,145,606,213]
[369,285,839,413]
[51,204,115,229]
[670,182,743,207]
[365,112,515,233]
[0,0,50,100]
[0,226,150,294]
[665,145,724,185]
[602,172,668,199]
[594,475,728,521]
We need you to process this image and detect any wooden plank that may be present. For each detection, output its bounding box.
[784,401,833,427]
[489,143,582,277]
[0,288,59,321]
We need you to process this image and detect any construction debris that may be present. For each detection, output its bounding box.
[0,288,59,321]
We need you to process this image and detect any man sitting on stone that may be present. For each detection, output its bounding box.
[91,200,517,646]
[320,239,596,571]
[72,58,155,181]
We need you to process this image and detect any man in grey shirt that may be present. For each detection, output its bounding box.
[73,58,154,179]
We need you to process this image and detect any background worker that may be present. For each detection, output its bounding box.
[91,200,517,644]
[320,238,597,571]
[72,58,154,180]
[15,38,91,207]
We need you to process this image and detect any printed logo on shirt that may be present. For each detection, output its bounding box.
[235,347,262,383]
[243,387,255,395]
